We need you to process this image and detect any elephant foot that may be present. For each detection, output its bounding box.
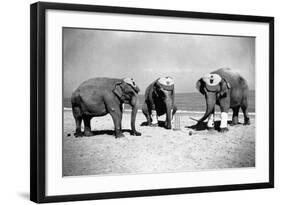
[150,123,158,127]
[84,130,93,137]
[115,132,125,138]
[131,130,142,136]
[165,125,172,130]
[146,122,152,126]
[231,117,239,126]
[164,122,172,129]
[74,131,83,138]
[219,127,229,133]
[244,121,250,125]
[207,126,215,131]
[230,122,238,126]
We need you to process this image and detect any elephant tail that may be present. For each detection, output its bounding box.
[71,90,81,105]
[71,93,83,118]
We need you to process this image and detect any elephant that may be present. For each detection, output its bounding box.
[71,77,141,138]
[195,68,250,132]
[142,77,177,129]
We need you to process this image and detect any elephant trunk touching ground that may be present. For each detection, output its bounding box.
[195,68,250,132]
[197,92,216,124]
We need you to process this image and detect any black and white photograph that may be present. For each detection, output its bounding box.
[28,1,275,203]
[63,28,255,177]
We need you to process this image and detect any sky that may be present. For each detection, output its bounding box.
[63,28,255,97]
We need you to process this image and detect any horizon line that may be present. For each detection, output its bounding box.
[64,90,255,98]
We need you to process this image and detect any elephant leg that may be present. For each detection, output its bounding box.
[170,105,178,129]
[74,117,83,137]
[172,105,177,116]
[231,106,240,126]
[109,108,124,138]
[72,106,83,137]
[142,103,152,126]
[207,108,215,130]
[241,105,250,125]
[219,112,229,132]
[83,116,93,136]
[151,110,158,126]
[149,103,158,126]
[219,99,230,132]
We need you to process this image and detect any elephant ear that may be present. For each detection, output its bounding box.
[196,78,205,95]
[153,81,159,97]
[113,81,123,99]
[219,78,231,97]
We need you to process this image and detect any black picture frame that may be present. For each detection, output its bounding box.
[30,2,274,203]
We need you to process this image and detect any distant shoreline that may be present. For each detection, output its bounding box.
[63,107,255,115]
[64,91,256,97]
[64,91,255,112]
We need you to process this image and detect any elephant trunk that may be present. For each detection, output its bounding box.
[164,94,173,129]
[197,93,216,124]
[130,96,140,135]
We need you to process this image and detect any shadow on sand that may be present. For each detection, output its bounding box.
[70,129,133,137]
[187,120,242,131]
[68,120,244,137]
[140,120,167,128]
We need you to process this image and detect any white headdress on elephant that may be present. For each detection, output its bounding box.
[123,77,136,87]
[123,77,139,92]
[157,76,175,91]
[201,73,222,92]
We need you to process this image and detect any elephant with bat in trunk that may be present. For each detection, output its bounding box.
[71,77,141,138]
[195,68,250,132]
[142,77,177,129]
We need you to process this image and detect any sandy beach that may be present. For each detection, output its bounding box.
[63,109,255,176]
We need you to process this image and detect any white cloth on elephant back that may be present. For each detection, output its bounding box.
[157,77,174,91]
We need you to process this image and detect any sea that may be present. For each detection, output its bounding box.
[64,91,255,113]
